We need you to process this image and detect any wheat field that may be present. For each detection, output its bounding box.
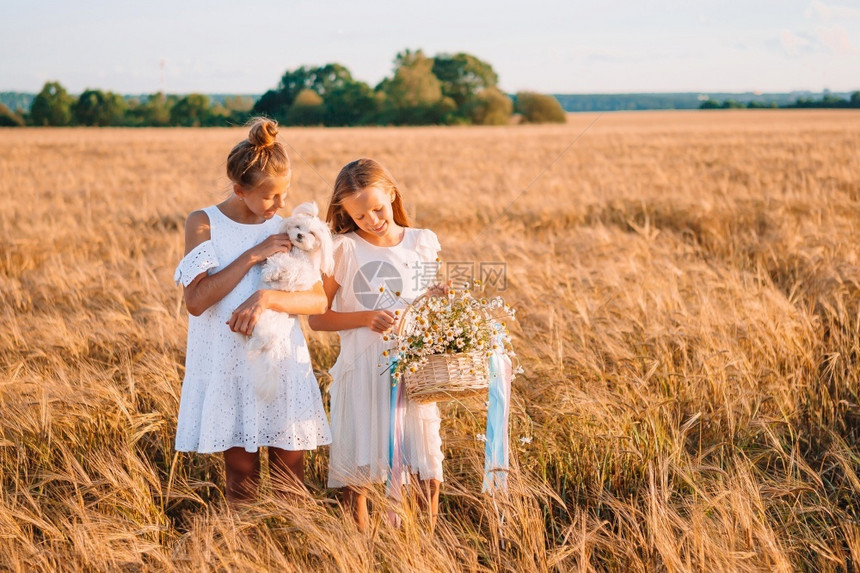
[1,110,859,571]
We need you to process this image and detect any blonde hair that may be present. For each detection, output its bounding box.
[226,117,291,188]
[327,158,411,234]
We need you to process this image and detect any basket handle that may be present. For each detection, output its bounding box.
[395,293,427,338]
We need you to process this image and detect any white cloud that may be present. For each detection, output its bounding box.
[816,24,854,54]
[780,29,815,55]
[805,1,860,20]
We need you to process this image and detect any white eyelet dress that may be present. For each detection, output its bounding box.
[173,205,331,453]
[327,228,444,488]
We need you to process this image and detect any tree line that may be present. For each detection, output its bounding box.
[699,91,860,110]
[553,91,860,111]
[0,50,567,128]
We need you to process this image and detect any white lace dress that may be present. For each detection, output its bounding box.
[327,228,444,488]
[173,205,331,453]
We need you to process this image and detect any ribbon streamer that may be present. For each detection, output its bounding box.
[483,350,512,493]
[386,359,407,501]
[386,350,512,498]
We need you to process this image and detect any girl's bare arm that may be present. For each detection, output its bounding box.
[181,210,291,316]
[308,274,395,333]
[226,282,329,335]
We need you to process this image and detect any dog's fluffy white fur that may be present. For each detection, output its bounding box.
[247,201,334,401]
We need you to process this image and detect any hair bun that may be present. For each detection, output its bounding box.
[248,118,278,149]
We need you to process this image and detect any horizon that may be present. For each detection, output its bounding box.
[2,89,855,99]
[2,0,858,95]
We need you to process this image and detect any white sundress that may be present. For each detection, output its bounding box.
[327,227,444,488]
[173,205,331,454]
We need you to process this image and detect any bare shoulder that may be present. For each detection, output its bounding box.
[184,209,212,254]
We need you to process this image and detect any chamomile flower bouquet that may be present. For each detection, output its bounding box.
[391,280,518,402]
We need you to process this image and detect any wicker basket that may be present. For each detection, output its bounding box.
[397,295,490,404]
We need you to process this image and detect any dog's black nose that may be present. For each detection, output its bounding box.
[296,233,303,241]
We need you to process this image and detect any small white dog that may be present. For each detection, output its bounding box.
[247,201,334,401]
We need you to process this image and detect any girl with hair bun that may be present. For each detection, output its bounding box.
[173,118,331,504]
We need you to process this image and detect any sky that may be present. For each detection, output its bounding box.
[2,0,858,95]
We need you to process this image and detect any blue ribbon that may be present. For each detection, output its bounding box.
[387,359,398,465]
[386,358,406,500]
[483,350,511,492]
[387,350,511,495]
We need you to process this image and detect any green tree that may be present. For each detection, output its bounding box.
[208,103,234,126]
[323,80,378,126]
[379,49,448,124]
[0,103,25,127]
[432,53,499,110]
[514,92,566,123]
[207,95,255,126]
[224,95,255,113]
[252,89,287,121]
[253,64,357,122]
[747,100,777,109]
[286,89,325,126]
[128,92,173,126]
[821,92,843,107]
[170,94,211,126]
[30,81,73,126]
[73,89,127,126]
[467,87,513,125]
[851,91,860,108]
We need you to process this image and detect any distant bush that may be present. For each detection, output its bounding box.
[223,95,255,113]
[0,103,24,127]
[747,100,778,109]
[699,99,746,109]
[286,89,325,126]
[514,92,566,124]
[169,94,212,127]
[126,92,174,127]
[467,87,513,125]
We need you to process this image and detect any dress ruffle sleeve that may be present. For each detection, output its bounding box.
[173,240,219,287]
[414,229,441,263]
[331,235,356,287]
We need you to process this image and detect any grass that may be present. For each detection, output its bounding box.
[1,109,858,571]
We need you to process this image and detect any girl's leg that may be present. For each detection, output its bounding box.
[269,448,305,497]
[343,487,369,533]
[417,479,441,533]
[223,447,261,504]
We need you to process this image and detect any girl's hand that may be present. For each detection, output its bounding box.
[227,290,270,336]
[366,310,396,334]
[426,283,449,298]
[247,233,292,265]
